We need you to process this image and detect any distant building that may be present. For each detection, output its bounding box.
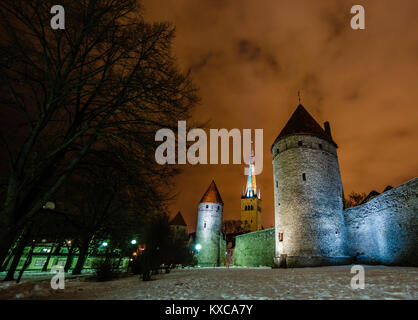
[169,211,188,240]
[240,143,262,232]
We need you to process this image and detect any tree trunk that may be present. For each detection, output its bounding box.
[0,248,15,272]
[16,241,36,283]
[41,243,55,272]
[72,241,90,275]
[115,256,123,269]
[64,245,75,273]
[3,234,28,281]
[0,227,19,269]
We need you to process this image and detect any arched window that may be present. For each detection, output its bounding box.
[251,205,254,210]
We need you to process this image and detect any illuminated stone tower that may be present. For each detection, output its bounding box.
[195,180,225,266]
[240,144,262,232]
[272,104,350,267]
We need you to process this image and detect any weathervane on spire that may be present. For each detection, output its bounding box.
[298,90,302,104]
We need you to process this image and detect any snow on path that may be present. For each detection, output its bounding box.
[0,266,417,300]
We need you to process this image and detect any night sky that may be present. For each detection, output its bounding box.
[143,0,418,232]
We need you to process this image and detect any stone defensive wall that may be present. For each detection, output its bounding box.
[343,177,418,266]
[233,228,275,267]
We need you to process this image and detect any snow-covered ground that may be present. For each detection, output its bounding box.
[0,265,417,300]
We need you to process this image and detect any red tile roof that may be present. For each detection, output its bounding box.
[199,180,224,205]
[272,104,337,149]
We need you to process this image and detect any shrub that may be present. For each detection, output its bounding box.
[92,258,117,282]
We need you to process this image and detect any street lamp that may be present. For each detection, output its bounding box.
[101,242,108,247]
[195,244,202,251]
[131,239,137,245]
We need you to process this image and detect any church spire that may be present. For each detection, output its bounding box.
[244,142,258,198]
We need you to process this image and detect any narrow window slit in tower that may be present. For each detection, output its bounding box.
[298,141,302,146]
[278,233,284,242]
[302,173,306,181]
[204,222,206,228]
[319,143,323,150]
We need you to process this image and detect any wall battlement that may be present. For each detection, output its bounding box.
[343,177,418,266]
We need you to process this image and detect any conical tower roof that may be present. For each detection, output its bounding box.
[200,180,224,205]
[272,104,337,148]
[169,211,187,226]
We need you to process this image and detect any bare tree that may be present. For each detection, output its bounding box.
[344,192,367,208]
[0,0,198,265]
[222,220,245,234]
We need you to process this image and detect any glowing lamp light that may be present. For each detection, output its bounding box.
[102,242,108,247]
[195,244,202,251]
[131,239,137,245]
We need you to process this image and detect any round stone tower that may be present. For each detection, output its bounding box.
[272,104,350,267]
[195,180,225,267]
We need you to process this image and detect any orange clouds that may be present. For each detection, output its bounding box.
[143,0,418,232]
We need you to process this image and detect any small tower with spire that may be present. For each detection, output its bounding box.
[195,180,225,266]
[169,211,188,240]
[240,143,262,232]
